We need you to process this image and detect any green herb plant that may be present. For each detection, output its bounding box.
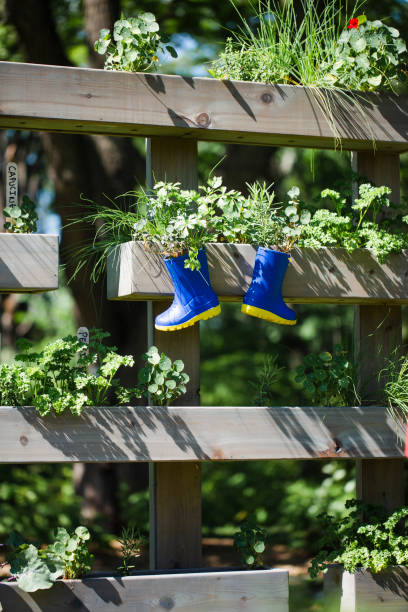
[295,345,359,407]
[233,518,268,569]
[118,346,190,406]
[95,14,177,72]
[325,16,407,92]
[4,526,93,592]
[310,499,408,577]
[300,183,408,262]
[117,526,145,576]
[4,195,38,233]
[250,354,284,406]
[0,331,189,416]
[210,1,407,147]
[382,354,408,424]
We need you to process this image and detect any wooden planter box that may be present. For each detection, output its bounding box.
[324,564,408,611]
[107,242,408,304]
[1,62,408,152]
[0,568,289,611]
[0,234,58,293]
[0,405,403,463]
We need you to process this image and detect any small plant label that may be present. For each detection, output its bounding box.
[77,327,89,344]
[6,162,18,208]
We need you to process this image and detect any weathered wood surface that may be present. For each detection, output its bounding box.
[0,568,289,612]
[147,137,202,570]
[1,61,408,151]
[0,234,58,292]
[324,565,408,611]
[354,151,405,512]
[107,243,408,304]
[0,406,403,463]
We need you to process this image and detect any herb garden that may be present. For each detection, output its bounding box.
[1,1,408,610]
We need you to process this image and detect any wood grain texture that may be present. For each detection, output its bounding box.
[148,138,201,570]
[354,151,405,513]
[324,566,408,611]
[0,234,58,292]
[107,243,408,304]
[1,61,408,151]
[0,569,289,612]
[0,406,403,463]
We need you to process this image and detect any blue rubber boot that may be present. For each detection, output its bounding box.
[241,247,297,325]
[155,248,221,331]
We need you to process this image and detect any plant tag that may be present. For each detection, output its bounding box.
[6,162,18,208]
[77,326,89,344]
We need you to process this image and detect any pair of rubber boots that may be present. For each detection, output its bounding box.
[155,247,296,331]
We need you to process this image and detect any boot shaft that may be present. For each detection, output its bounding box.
[164,248,212,306]
[247,247,290,300]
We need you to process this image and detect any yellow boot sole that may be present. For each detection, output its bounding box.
[241,303,296,326]
[155,305,221,331]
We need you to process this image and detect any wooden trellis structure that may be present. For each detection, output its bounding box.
[0,60,408,611]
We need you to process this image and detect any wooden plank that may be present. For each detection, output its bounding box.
[324,566,408,611]
[1,61,408,151]
[0,568,289,612]
[0,234,59,292]
[107,243,408,304]
[0,406,403,463]
[354,151,405,512]
[147,138,201,570]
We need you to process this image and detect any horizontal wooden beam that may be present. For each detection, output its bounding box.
[107,243,408,304]
[1,62,408,151]
[0,569,289,612]
[0,234,59,293]
[0,405,403,463]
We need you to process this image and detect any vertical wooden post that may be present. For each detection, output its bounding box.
[354,152,405,511]
[147,137,202,569]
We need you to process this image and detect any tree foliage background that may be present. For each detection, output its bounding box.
[0,0,407,559]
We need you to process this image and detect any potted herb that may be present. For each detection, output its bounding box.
[209,1,408,145]
[0,329,189,416]
[0,194,58,293]
[311,500,408,611]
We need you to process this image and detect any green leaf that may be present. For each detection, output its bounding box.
[319,352,332,363]
[166,46,178,59]
[75,526,90,541]
[254,541,265,553]
[4,206,21,219]
[173,360,184,373]
[159,355,172,371]
[66,537,79,553]
[287,186,300,199]
[142,12,156,22]
[350,37,366,53]
[165,379,176,390]
[367,74,382,87]
[245,555,255,566]
[387,26,400,38]
[357,15,367,25]
[285,205,297,217]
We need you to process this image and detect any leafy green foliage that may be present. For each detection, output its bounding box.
[0,330,188,415]
[118,346,189,406]
[250,354,284,405]
[233,517,268,568]
[117,526,145,576]
[295,345,358,407]
[325,18,407,91]
[300,183,408,262]
[310,500,408,577]
[382,354,408,423]
[5,526,93,591]
[95,14,176,72]
[46,526,93,579]
[211,1,407,93]
[4,196,38,233]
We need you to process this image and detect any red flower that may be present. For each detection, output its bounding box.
[347,18,359,29]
